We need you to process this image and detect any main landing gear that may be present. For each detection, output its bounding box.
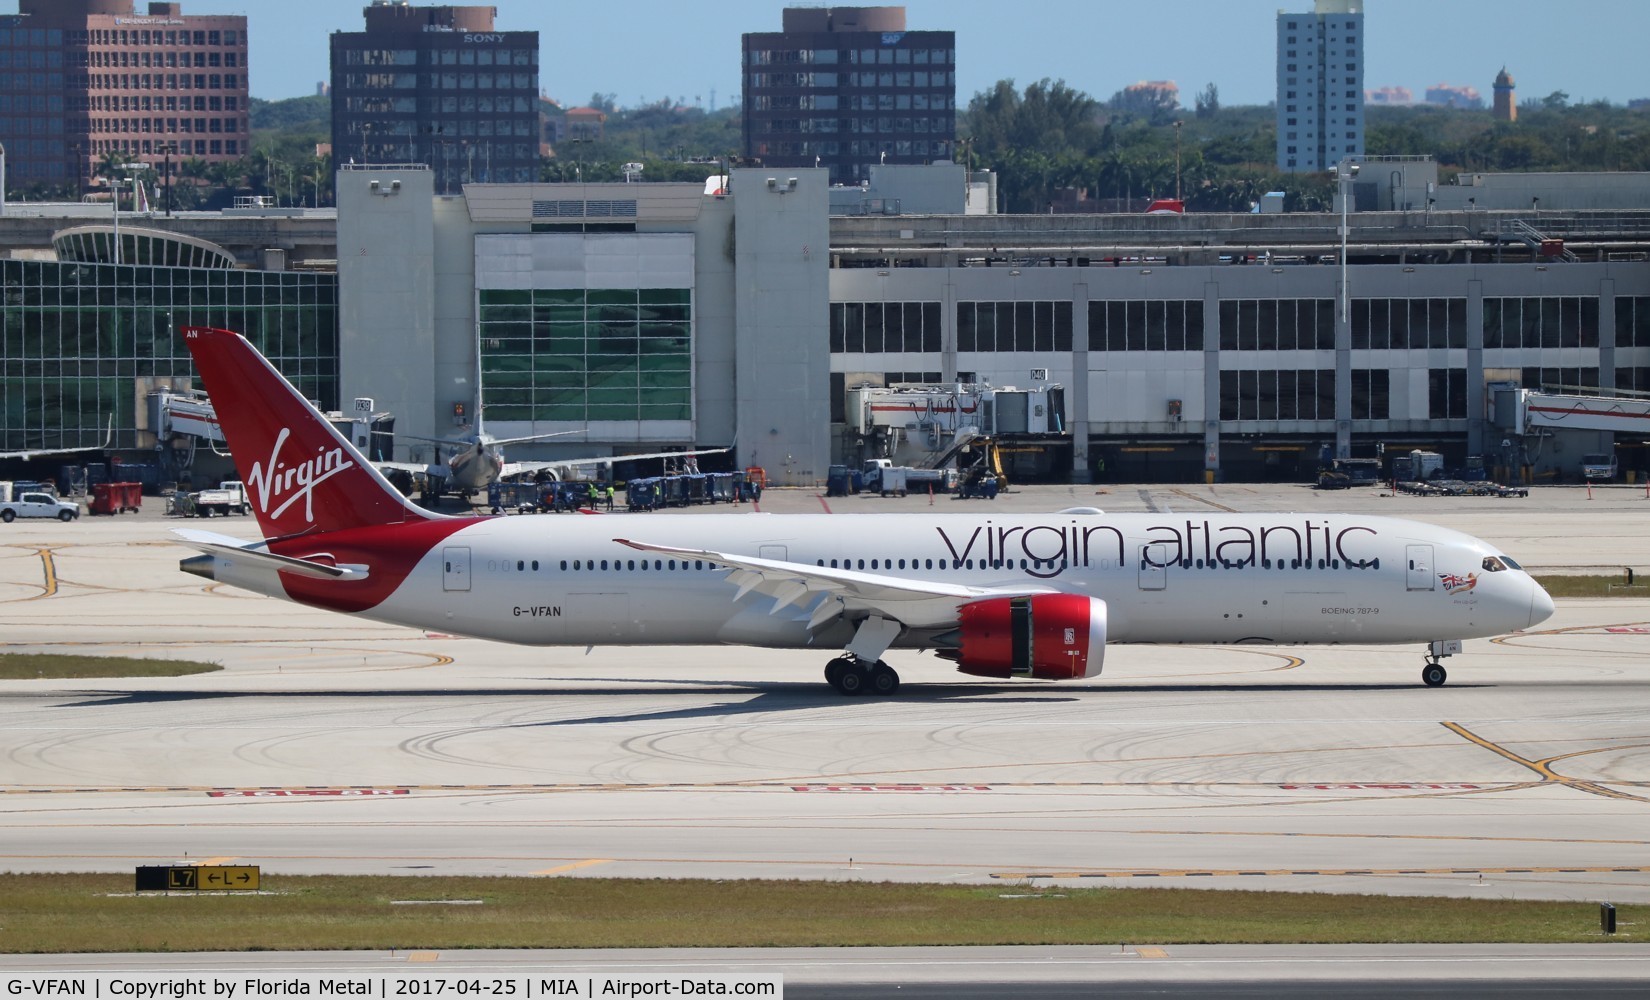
[825,656,900,696]
[1421,639,1463,687]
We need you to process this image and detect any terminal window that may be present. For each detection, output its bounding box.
[478,288,691,423]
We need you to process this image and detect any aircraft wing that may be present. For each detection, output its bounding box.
[0,416,114,460]
[505,446,732,480]
[615,537,1057,630]
[374,460,446,480]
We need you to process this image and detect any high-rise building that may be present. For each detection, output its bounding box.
[1425,83,1484,110]
[1493,67,1517,123]
[0,0,249,194]
[330,2,540,192]
[742,6,955,185]
[1275,0,1364,172]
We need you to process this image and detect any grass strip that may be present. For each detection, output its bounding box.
[0,874,1635,953]
[0,653,221,680]
[1532,575,1650,599]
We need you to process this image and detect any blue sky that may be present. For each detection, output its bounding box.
[38,0,1648,108]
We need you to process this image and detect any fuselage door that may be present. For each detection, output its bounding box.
[1406,544,1434,591]
[1138,542,1169,591]
[442,546,471,592]
[759,544,788,562]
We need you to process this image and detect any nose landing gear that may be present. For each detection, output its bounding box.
[1421,639,1463,687]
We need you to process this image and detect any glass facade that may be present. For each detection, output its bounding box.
[1092,300,1205,352]
[478,287,692,423]
[0,259,337,451]
[831,300,941,353]
[959,301,1072,352]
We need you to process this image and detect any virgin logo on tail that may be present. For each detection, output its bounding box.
[247,427,356,524]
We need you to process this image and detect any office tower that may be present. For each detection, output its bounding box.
[330,1,540,191]
[0,0,248,193]
[1276,0,1364,172]
[742,6,956,185]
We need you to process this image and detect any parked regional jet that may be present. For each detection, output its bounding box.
[173,326,1554,695]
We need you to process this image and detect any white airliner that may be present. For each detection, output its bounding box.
[174,326,1554,695]
[382,425,729,497]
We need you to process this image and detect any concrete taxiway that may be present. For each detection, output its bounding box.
[1,483,1648,902]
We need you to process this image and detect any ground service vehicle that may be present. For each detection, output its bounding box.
[1,492,80,522]
[1581,453,1618,482]
[191,481,248,517]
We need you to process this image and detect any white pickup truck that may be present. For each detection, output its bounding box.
[190,481,248,517]
[0,492,81,523]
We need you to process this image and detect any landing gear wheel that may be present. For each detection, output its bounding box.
[824,657,851,692]
[1422,662,1447,687]
[836,663,869,696]
[869,661,900,696]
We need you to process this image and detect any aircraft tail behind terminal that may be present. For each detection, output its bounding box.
[181,326,440,537]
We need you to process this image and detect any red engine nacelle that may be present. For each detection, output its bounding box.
[948,593,1107,680]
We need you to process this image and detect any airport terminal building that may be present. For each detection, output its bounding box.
[3,160,1650,485]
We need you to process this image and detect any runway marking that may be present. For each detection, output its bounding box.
[534,859,613,875]
[816,495,832,514]
[1442,722,1650,803]
[207,788,411,798]
[407,952,439,963]
[791,784,993,793]
[26,548,57,599]
[193,856,240,866]
[991,865,1650,880]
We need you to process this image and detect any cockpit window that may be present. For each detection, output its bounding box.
[1501,556,1522,570]
[1482,556,1507,572]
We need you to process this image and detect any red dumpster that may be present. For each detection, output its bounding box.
[89,482,142,515]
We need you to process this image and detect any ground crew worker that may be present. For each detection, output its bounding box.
[587,483,598,509]
[605,484,615,510]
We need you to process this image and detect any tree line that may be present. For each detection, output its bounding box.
[13,83,1645,212]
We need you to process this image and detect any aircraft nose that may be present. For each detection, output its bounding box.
[1528,579,1555,628]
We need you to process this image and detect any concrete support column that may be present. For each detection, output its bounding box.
[1203,281,1222,482]
[1466,280,1485,457]
[1071,281,1091,483]
[1335,273,1352,459]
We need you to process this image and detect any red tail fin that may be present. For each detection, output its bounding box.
[182,326,438,537]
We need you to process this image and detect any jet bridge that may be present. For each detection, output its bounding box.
[843,382,1068,477]
[147,388,394,478]
[1501,389,1650,436]
[1491,387,1650,481]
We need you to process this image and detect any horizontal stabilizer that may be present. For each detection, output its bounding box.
[173,529,367,581]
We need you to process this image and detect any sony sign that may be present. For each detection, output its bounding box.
[464,33,505,43]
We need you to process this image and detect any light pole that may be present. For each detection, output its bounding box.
[1173,120,1182,203]
[159,144,175,218]
[1330,157,1360,324]
[109,174,125,265]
